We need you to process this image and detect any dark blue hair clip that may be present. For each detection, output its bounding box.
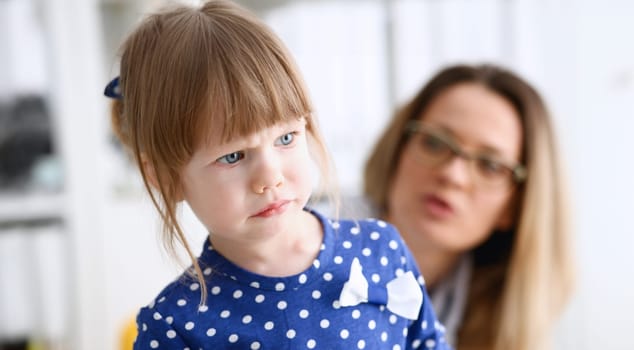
[104,76,122,99]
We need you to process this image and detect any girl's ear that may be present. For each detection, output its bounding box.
[140,153,159,190]
[141,153,185,202]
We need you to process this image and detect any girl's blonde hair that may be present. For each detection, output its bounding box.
[364,64,575,350]
[109,0,335,304]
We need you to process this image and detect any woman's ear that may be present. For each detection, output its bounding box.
[141,153,185,202]
[495,192,519,231]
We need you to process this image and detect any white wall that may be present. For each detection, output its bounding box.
[568,2,634,348]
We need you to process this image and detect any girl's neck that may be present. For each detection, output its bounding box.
[210,211,323,277]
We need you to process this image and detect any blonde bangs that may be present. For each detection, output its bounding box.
[194,2,313,147]
[122,3,313,163]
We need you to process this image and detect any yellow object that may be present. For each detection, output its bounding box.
[120,315,138,350]
[27,340,44,350]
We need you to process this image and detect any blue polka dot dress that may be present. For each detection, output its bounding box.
[134,209,452,349]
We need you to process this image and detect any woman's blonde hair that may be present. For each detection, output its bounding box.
[109,0,335,304]
[364,64,575,350]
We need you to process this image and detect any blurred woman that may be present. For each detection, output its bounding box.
[364,63,575,350]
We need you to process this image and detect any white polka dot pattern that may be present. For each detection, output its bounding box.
[340,329,349,339]
[133,209,451,349]
[286,329,296,339]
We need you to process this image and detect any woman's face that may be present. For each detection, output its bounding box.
[386,82,523,255]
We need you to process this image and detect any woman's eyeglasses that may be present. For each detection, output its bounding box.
[405,121,527,188]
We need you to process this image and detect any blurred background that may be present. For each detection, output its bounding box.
[0,0,632,349]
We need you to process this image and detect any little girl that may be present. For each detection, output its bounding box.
[105,1,451,349]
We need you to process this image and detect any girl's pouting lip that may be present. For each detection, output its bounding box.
[252,200,291,218]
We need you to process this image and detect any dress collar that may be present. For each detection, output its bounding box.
[197,207,335,292]
[430,253,473,346]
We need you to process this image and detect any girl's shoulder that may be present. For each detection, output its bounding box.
[309,207,408,261]
[136,273,203,320]
[309,207,400,238]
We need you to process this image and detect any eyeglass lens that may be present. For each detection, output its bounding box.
[412,129,517,187]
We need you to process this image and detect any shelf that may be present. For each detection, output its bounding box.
[0,192,65,229]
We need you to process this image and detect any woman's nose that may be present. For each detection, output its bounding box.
[437,156,474,189]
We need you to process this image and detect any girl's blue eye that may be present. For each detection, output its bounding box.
[217,151,244,164]
[276,132,295,146]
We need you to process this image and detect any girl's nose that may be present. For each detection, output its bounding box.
[251,154,284,194]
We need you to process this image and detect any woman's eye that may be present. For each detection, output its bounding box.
[478,157,506,176]
[421,134,449,153]
[276,132,295,146]
[217,151,244,164]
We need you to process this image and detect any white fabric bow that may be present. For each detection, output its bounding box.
[338,258,423,320]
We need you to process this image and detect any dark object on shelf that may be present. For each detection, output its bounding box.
[0,339,28,350]
[0,95,53,189]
